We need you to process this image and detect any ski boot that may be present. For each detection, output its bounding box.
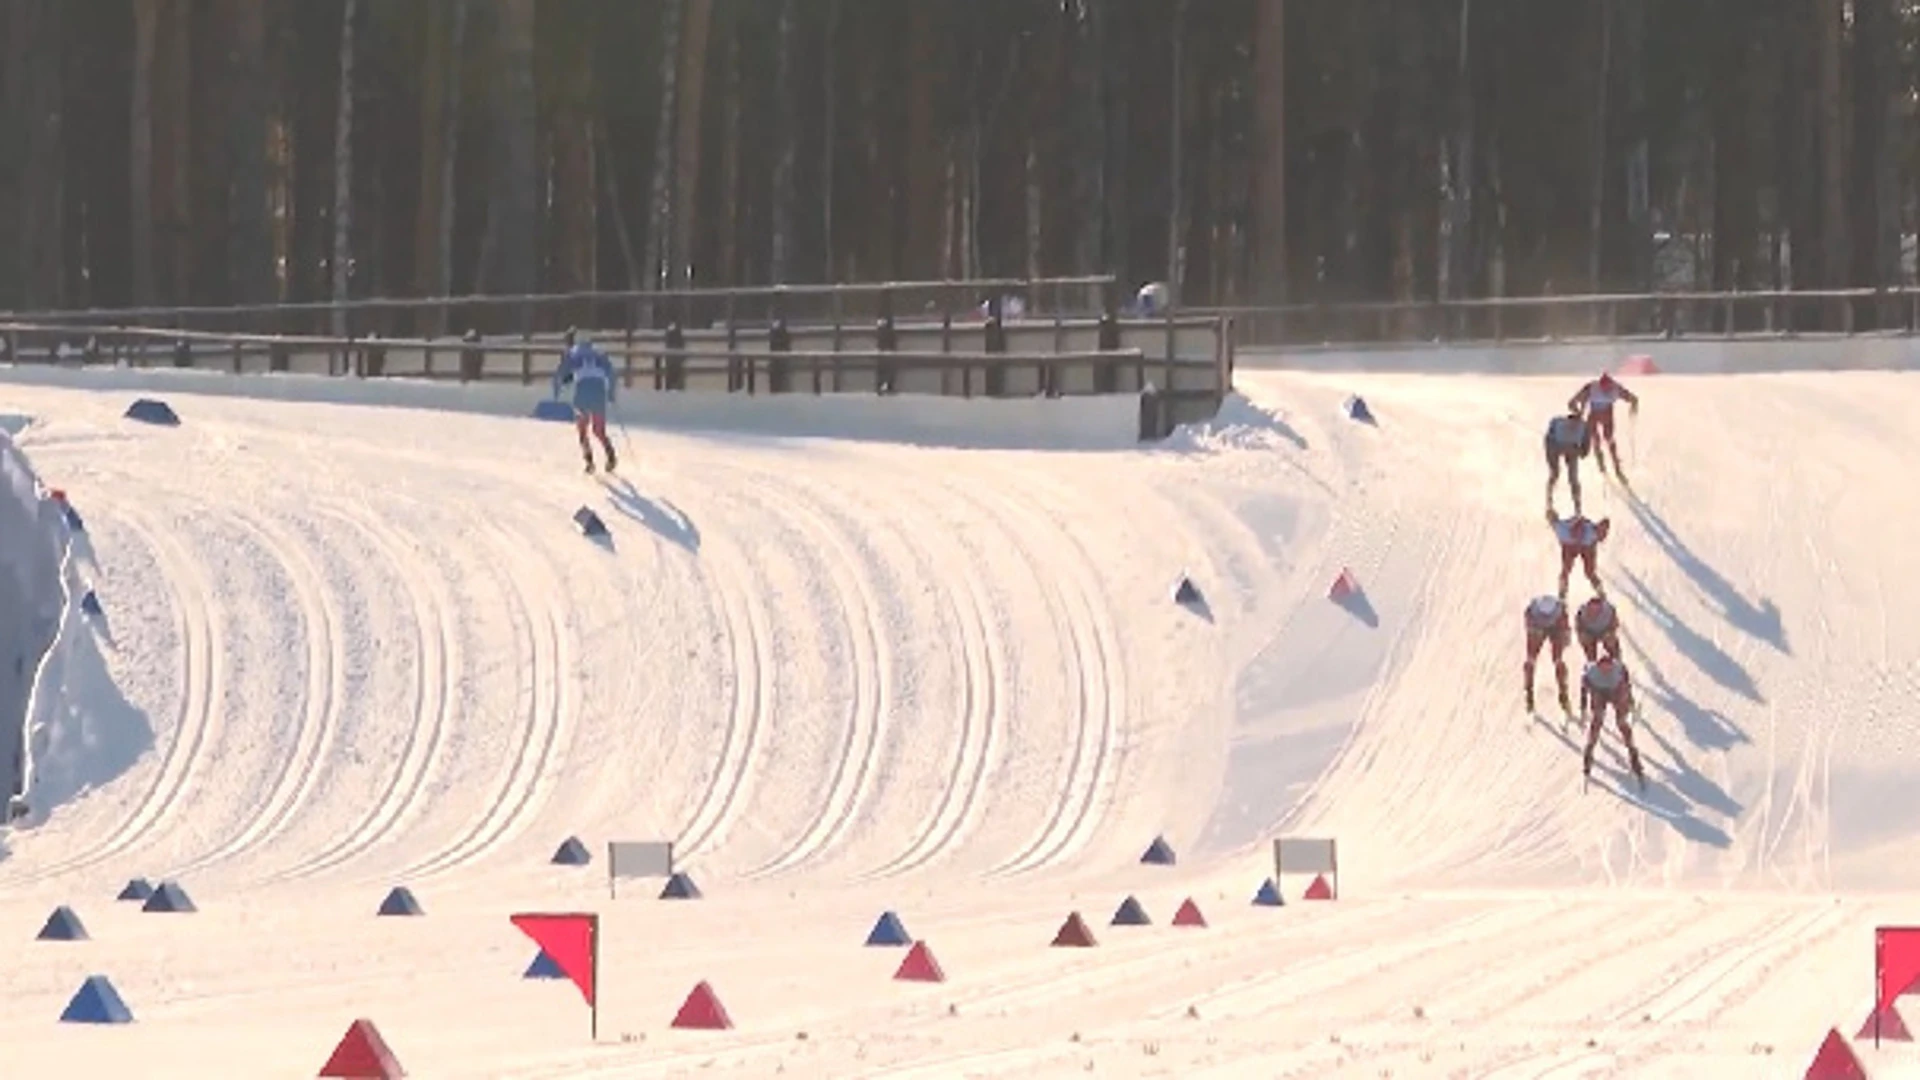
[583,453,596,474]
[604,445,618,472]
[1525,684,1536,713]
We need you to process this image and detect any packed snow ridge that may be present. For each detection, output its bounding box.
[0,368,1916,1077]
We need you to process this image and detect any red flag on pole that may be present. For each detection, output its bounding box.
[1876,925,1920,1048]
[512,912,601,1039]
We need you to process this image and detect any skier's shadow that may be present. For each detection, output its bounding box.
[602,478,700,554]
[1530,713,1733,848]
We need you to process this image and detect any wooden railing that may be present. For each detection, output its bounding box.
[1189,286,1920,349]
[0,275,1124,341]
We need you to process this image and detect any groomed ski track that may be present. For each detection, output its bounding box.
[1,368,1917,1077]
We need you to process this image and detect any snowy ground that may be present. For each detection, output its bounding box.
[1,369,1917,1077]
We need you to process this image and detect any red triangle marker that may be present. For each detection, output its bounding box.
[318,1018,405,1078]
[1857,1001,1912,1041]
[1171,898,1207,927]
[671,981,733,1030]
[894,941,945,982]
[1329,570,1359,600]
[1303,873,1334,900]
[1804,1028,1866,1080]
[1051,911,1097,947]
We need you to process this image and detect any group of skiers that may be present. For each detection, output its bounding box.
[1528,371,1646,790]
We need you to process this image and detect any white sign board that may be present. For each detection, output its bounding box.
[1274,836,1338,876]
[607,840,674,898]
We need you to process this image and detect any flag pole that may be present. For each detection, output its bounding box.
[590,914,601,1041]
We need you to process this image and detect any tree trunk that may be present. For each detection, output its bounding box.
[225,0,273,306]
[1587,0,1612,292]
[412,0,451,307]
[2,0,66,308]
[129,0,162,306]
[820,0,839,279]
[717,20,741,286]
[1440,0,1473,301]
[642,0,684,304]
[1813,0,1846,292]
[329,0,360,333]
[903,5,943,279]
[550,5,599,296]
[1252,0,1287,304]
[1850,0,1900,289]
[769,0,798,283]
[1168,0,1189,297]
[669,0,714,287]
[1070,0,1108,302]
[487,0,540,297]
[435,0,468,306]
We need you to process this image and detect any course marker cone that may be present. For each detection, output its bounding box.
[671,981,732,1030]
[894,941,945,983]
[1051,911,1097,947]
[318,1018,406,1078]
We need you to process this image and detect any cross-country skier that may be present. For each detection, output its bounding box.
[551,328,619,473]
[1580,655,1645,788]
[1568,372,1639,482]
[1523,595,1574,715]
[1547,509,1610,600]
[1544,405,1591,514]
[1574,594,1622,663]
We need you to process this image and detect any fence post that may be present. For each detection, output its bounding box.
[875,316,897,395]
[460,329,482,382]
[983,315,1007,397]
[1095,309,1120,394]
[664,322,686,391]
[767,318,792,394]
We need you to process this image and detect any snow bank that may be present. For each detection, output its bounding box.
[0,363,1144,451]
[1242,335,1920,375]
[0,428,72,823]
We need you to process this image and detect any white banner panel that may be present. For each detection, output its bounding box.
[1274,836,1337,876]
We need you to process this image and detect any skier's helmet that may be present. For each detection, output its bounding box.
[1598,372,1618,390]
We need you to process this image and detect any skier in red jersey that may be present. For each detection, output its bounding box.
[1523,595,1574,716]
[1574,594,1622,663]
[1568,372,1640,483]
[1580,655,1645,789]
[1547,509,1611,600]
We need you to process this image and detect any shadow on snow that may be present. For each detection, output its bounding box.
[1532,712,1736,849]
[601,477,700,554]
[1616,569,1763,709]
[1624,490,1788,654]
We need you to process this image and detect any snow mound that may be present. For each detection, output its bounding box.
[1158,391,1310,454]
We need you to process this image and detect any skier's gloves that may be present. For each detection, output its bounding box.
[1630,399,1640,416]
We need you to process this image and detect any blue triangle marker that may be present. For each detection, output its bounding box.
[37,905,89,941]
[865,910,911,946]
[140,880,195,913]
[1140,836,1176,866]
[573,507,608,537]
[377,886,423,916]
[1253,878,1284,907]
[60,975,133,1024]
[659,871,701,900]
[551,836,591,866]
[524,950,566,979]
[63,505,85,532]
[116,877,153,902]
[1345,395,1376,424]
[1110,895,1151,926]
[79,590,102,617]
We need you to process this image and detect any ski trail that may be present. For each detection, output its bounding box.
[401,518,574,880]
[853,479,1006,881]
[1471,904,1824,1079]
[970,479,1119,878]
[264,494,459,884]
[14,505,226,882]
[164,508,345,877]
[741,479,891,879]
[671,524,775,861]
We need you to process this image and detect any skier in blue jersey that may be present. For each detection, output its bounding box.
[551,328,619,473]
